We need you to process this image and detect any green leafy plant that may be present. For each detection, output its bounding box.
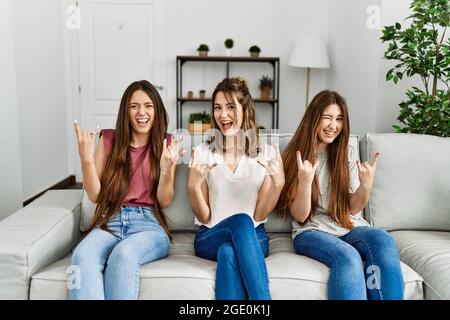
[259,75,273,89]
[381,0,450,137]
[197,44,210,52]
[224,38,234,49]
[189,111,211,124]
[249,45,261,53]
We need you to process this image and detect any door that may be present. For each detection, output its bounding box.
[76,0,166,179]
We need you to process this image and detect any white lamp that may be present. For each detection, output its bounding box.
[288,35,330,108]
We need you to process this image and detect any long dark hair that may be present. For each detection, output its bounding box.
[277,90,352,229]
[89,80,172,240]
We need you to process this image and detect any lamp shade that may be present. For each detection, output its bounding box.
[288,35,330,69]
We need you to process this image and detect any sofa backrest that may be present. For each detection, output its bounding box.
[360,133,450,231]
[81,134,360,233]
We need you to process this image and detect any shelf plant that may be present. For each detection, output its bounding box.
[259,75,273,99]
[197,44,210,57]
[249,45,261,58]
[188,111,211,133]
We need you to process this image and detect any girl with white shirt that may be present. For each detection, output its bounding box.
[278,90,404,300]
[188,77,285,300]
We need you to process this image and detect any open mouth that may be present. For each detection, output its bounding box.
[323,130,336,138]
[221,120,233,131]
[136,118,150,127]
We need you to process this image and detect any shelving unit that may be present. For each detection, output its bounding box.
[176,55,280,129]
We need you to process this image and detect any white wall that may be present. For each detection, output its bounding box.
[0,0,24,220]
[166,0,332,134]
[327,0,382,137]
[11,0,69,200]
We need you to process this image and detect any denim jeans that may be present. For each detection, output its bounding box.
[294,226,404,300]
[194,213,271,300]
[69,206,170,300]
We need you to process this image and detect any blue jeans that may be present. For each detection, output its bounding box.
[69,206,170,300]
[194,214,271,300]
[294,226,404,300]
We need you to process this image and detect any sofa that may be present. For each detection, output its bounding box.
[0,133,449,300]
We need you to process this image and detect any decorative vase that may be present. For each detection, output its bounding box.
[198,51,208,57]
[250,52,260,58]
[225,48,232,57]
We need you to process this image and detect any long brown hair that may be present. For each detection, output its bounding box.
[89,80,172,240]
[278,90,352,229]
[207,77,260,157]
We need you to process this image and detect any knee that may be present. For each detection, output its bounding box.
[71,245,103,272]
[227,213,254,231]
[364,227,397,251]
[107,244,138,266]
[336,246,364,276]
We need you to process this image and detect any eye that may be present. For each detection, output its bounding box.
[337,117,343,122]
[129,105,137,109]
[145,104,154,109]
[214,106,221,111]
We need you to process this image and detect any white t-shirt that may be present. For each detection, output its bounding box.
[292,145,370,238]
[193,141,276,228]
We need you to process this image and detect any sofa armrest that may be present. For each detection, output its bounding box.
[0,190,83,299]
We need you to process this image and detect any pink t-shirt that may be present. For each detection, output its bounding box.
[100,129,172,208]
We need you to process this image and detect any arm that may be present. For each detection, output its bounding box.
[157,137,185,208]
[188,180,211,224]
[289,151,320,223]
[289,182,312,223]
[187,147,216,224]
[349,152,381,215]
[74,121,104,203]
[254,175,284,222]
[254,144,285,221]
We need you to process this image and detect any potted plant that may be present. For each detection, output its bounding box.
[249,45,261,58]
[224,38,234,56]
[199,89,206,99]
[188,111,211,133]
[197,44,209,57]
[259,75,273,100]
[381,0,450,137]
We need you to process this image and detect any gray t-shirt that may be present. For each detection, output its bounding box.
[292,145,370,238]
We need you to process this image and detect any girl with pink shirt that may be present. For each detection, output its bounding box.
[70,80,184,300]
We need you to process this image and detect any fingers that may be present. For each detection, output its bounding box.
[370,152,381,167]
[74,120,81,140]
[356,160,363,172]
[275,143,281,159]
[163,138,168,151]
[296,151,303,168]
[312,158,320,170]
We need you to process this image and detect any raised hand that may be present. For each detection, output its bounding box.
[296,151,320,186]
[160,135,186,173]
[356,152,380,190]
[188,148,217,189]
[257,144,285,189]
[74,120,99,164]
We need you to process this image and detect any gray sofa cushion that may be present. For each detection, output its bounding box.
[390,230,450,300]
[30,231,423,300]
[0,190,82,299]
[360,133,450,231]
